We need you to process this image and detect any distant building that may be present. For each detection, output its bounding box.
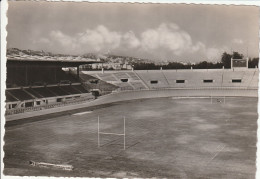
[91,62,131,70]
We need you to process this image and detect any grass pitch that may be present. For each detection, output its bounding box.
[4,97,257,178]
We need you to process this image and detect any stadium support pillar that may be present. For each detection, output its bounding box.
[25,65,28,85]
[98,116,100,147]
[160,67,162,70]
[77,66,80,79]
[102,68,104,74]
[124,116,126,150]
[222,66,224,69]
[54,67,57,82]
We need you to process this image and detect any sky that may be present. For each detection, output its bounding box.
[7,2,259,62]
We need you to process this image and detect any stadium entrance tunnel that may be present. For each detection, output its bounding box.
[232,79,242,83]
[176,80,185,83]
[203,79,213,83]
[25,102,34,107]
[150,80,158,84]
[121,78,128,82]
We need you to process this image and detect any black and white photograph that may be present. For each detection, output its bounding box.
[2,1,259,178]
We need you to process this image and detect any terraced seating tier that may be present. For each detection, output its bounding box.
[6,92,18,102]
[80,72,119,91]
[135,71,169,88]
[96,74,117,81]
[7,67,79,87]
[163,71,223,88]
[31,87,57,98]
[115,82,134,90]
[137,70,258,88]
[249,71,259,88]
[61,85,83,94]
[126,72,140,80]
[73,85,89,93]
[113,72,129,80]
[130,82,147,90]
[8,89,34,101]
[24,88,43,98]
[48,86,70,96]
[222,71,245,87]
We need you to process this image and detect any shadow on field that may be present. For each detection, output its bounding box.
[5,103,120,128]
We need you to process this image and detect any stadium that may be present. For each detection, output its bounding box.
[4,52,258,178]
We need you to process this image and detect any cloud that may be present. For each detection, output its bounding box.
[37,37,50,44]
[232,38,244,45]
[34,23,226,61]
[122,31,140,48]
[78,25,121,51]
[140,23,204,55]
[50,30,75,47]
[45,25,122,53]
[206,48,221,60]
[205,46,229,60]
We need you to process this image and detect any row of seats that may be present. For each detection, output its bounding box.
[126,72,140,80]
[129,81,147,90]
[6,91,21,102]
[113,72,130,79]
[93,72,141,82]
[116,82,134,90]
[7,89,33,101]
[135,70,258,88]
[95,73,118,81]
[86,71,148,90]
[86,69,258,90]
[6,85,89,102]
[79,72,118,91]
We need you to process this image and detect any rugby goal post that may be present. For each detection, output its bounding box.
[98,116,126,150]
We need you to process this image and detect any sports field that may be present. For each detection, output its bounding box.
[4,97,257,178]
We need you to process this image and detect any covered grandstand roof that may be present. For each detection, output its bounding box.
[7,54,102,66]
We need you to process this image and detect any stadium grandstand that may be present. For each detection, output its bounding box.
[85,68,258,90]
[5,52,103,115]
[5,53,258,120]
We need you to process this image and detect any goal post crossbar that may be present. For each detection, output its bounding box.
[99,132,125,136]
[98,116,126,150]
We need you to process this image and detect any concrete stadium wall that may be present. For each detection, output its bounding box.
[136,69,259,88]
[92,88,257,106]
[85,69,259,90]
[6,88,258,121]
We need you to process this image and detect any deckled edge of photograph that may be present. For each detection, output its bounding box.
[1,1,259,179]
